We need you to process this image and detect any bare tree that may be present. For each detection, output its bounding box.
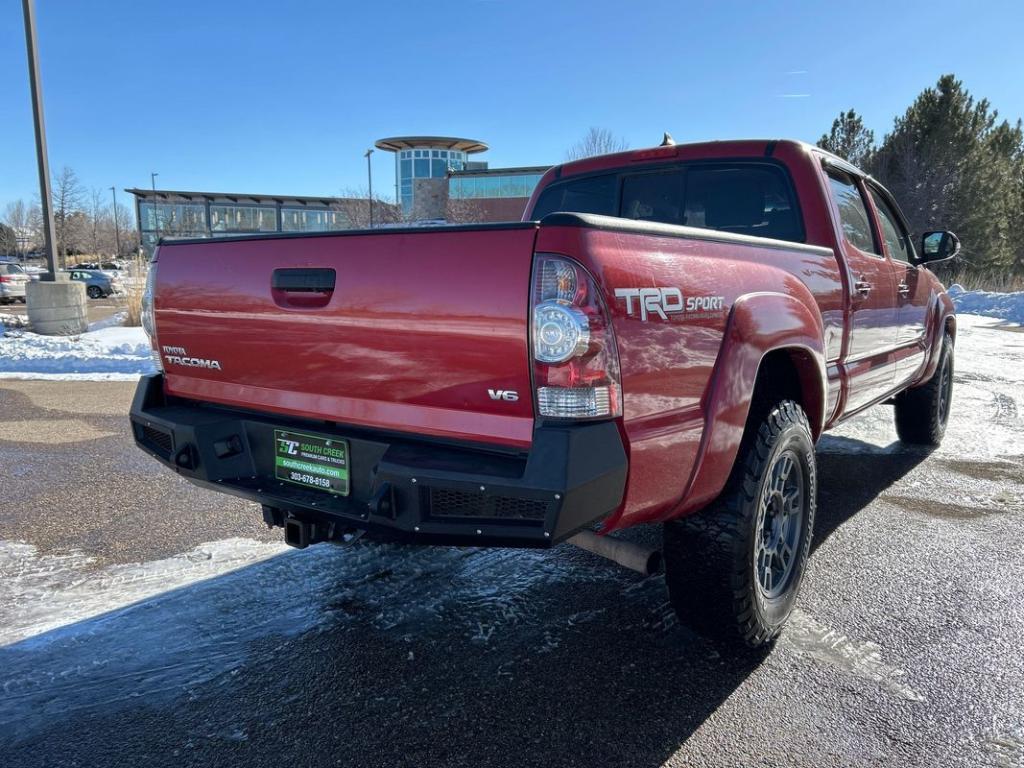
[87,188,108,258]
[0,223,17,256]
[334,188,405,229]
[112,202,138,258]
[566,127,629,161]
[2,199,40,257]
[445,195,486,225]
[52,166,86,267]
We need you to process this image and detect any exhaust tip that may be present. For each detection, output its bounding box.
[645,549,663,576]
[568,530,662,576]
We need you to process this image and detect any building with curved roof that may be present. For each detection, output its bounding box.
[374,136,489,213]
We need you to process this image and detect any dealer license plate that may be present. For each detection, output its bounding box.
[273,429,349,496]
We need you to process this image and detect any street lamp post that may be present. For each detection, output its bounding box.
[109,186,122,258]
[149,172,159,242]
[20,0,88,335]
[21,0,58,280]
[364,149,374,229]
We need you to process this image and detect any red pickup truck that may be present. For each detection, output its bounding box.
[131,139,959,647]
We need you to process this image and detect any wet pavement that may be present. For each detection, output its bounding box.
[0,314,1022,767]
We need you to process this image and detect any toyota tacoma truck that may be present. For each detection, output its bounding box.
[130,139,959,648]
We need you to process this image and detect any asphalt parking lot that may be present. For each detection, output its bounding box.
[1,315,1022,767]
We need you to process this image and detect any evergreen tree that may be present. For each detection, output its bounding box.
[872,75,1023,275]
[817,109,876,169]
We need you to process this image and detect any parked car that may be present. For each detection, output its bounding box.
[69,261,122,271]
[66,269,123,299]
[130,138,958,648]
[0,261,30,303]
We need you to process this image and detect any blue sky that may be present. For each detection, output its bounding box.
[1,0,1022,211]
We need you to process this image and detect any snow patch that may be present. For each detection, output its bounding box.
[0,538,290,647]
[782,609,924,702]
[88,310,129,332]
[0,538,602,738]
[948,284,1024,325]
[0,324,154,379]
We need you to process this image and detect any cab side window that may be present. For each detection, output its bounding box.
[869,188,913,264]
[826,171,879,255]
[530,174,617,219]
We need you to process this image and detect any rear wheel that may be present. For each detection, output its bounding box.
[663,400,816,648]
[86,285,103,299]
[894,334,953,446]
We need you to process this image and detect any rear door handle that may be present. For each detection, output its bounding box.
[897,282,910,297]
[854,279,872,296]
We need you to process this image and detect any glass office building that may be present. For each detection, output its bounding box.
[129,136,549,249]
[375,136,489,213]
[446,166,550,222]
[448,169,546,201]
[128,189,360,256]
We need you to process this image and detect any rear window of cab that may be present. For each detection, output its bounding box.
[531,161,804,243]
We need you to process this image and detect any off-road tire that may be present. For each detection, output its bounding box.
[663,400,816,649]
[86,285,103,299]
[894,334,953,446]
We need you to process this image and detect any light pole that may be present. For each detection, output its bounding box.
[109,186,121,258]
[21,0,58,280]
[364,149,374,229]
[20,0,88,334]
[150,172,159,240]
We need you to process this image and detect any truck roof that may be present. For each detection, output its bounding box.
[552,138,866,181]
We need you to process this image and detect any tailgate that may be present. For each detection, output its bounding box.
[154,224,539,448]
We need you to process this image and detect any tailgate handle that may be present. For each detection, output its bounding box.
[272,268,336,292]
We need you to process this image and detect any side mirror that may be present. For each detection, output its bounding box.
[917,230,960,265]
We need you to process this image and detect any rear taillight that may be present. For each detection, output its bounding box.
[530,254,622,419]
[0,275,11,283]
[141,257,163,373]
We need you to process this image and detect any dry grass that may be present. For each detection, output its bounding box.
[122,254,148,327]
[946,271,1024,293]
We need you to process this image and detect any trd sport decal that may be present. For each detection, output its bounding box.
[614,287,725,321]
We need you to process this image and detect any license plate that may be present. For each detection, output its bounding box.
[273,429,349,496]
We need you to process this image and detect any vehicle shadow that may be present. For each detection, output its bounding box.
[0,435,929,768]
[812,434,933,552]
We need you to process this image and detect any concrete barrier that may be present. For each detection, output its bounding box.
[26,278,88,335]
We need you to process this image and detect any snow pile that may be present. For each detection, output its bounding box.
[0,324,155,379]
[948,284,1024,325]
[0,313,31,337]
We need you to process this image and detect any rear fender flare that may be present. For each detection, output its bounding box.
[674,291,827,518]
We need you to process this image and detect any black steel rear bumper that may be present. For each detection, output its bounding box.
[129,375,627,548]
